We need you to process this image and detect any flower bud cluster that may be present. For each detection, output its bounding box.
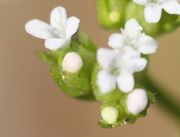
[25,6,96,98]
[96,0,180,36]
[24,4,179,128]
[94,19,158,127]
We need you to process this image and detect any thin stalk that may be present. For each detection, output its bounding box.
[144,74,180,122]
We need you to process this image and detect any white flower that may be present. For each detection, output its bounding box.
[101,107,119,125]
[108,19,158,54]
[133,0,180,23]
[126,89,148,115]
[62,52,83,73]
[97,47,147,94]
[25,6,80,50]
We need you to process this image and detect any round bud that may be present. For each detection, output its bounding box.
[101,107,119,125]
[127,89,148,115]
[109,11,120,23]
[62,52,83,73]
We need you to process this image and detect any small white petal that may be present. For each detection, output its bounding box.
[25,19,55,39]
[162,1,180,14]
[101,107,119,125]
[97,70,116,94]
[50,6,67,30]
[124,19,143,39]
[127,58,147,73]
[127,89,148,115]
[133,0,148,5]
[108,33,124,49]
[65,16,80,39]
[45,38,66,50]
[117,73,134,93]
[62,52,83,73]
[144,4,162,23]
[97,48,118,69]
[138,35,158,54]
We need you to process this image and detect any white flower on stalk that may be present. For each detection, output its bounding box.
[25,6,80,50]
[108,19,158,54]
[126,89,148,115]
[133,0,180,23]
[97,47,147,94]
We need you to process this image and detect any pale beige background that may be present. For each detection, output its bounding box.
[0,0,180,137]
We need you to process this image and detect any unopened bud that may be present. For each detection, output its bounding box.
[101,107,119,125]
[127,89,148,115]
[62,52,83,73]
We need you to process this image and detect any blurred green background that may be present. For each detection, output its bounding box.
[0,0,179,137]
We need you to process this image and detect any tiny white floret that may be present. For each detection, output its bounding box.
[133,0,180,23]
[25,6,80,50]
[127,89,148,115]
[62,52,83,73]
[108,19,158,55]
[101,107,119,125]
[97,47,147,94]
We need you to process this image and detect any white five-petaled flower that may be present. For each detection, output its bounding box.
[25,6,80,50]
[133,0,180,23]
[97,47,147,94]
[108,19,158,54]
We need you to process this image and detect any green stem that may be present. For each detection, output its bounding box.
[144,74,180,122]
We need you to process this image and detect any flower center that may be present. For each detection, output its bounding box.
[123,35,139,50]
[111,67,120,76]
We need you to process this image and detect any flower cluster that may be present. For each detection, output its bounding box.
[94,19,158,127]
[25,6,96,98]
[97,0,180,36]
[26,7,87,81]
[25,4,179,128]
[133,0,180,23]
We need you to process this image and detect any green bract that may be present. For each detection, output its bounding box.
[99,103,125,128]
[96,0,129,29]
[96,0,180,36]
[92,64,156,128]
[99,97,148,128]
[36,33,97,99]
